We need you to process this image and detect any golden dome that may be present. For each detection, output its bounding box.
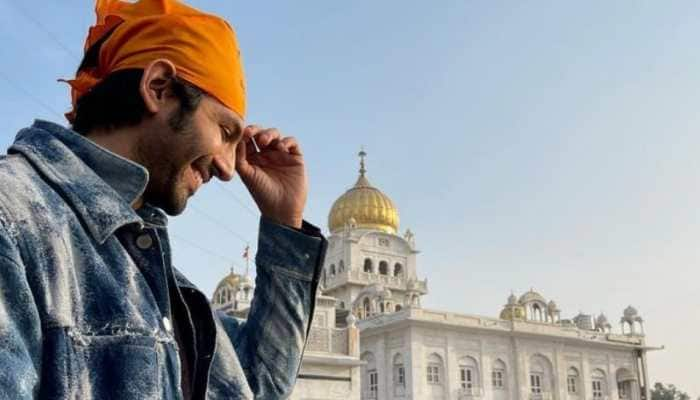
[216,270,241,292]
[328,150,399,234]
[500,292,526,321]
[500,304,526,321]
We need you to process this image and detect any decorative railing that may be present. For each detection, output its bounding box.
[457,386,483,398]
[362,390,378,399]
[305,326,351,355]
[528,393,553,400]
[325,269,428,293]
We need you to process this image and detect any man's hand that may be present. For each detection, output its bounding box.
[235,125,307,229]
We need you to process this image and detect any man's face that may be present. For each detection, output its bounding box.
[137,95,244,215]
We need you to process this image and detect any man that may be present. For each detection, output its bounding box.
[0,0,326,399]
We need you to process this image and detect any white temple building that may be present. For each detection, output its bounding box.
[211,150,656,400]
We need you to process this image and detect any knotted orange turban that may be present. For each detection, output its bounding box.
[63,0,246,122]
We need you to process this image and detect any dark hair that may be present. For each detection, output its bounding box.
[71,27,203,135]
[71,69,203,135]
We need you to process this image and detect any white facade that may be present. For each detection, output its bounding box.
[357,307,648,400]
[321,221,652,400]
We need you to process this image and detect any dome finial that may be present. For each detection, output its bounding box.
[358,146,367,177]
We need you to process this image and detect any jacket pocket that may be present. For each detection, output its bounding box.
[66,329,160,400]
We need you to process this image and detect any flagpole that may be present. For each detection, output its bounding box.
[243,244,250,276]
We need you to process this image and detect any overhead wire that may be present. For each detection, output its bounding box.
[188,203,255,248]
[169,232,237,266]
[1,0,81,62]
[0,70,65,121]
[215,182,259,217]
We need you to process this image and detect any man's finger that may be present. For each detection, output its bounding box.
[253,128,282,148]
[236,136,254,176]
[244,124,262,137]
[280,136,302,156]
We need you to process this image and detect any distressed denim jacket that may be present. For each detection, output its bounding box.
[0,120,327,399]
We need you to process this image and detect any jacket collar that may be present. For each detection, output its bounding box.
[9,120,151,243]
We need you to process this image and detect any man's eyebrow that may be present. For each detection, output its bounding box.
[220,111,244,138]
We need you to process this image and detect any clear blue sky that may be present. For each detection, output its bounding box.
[1,0,698,395]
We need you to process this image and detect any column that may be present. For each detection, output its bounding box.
[554,344,566,400]
[482,353,492,400]
[580,354,590,400]
[444,333,456,400]
[640,351,650,400]
[376,335,387,400]
[408,327,423,400]
[512,337,527,400]
[607,354,616,400]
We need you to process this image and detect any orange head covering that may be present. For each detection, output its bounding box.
[63,0,246,123]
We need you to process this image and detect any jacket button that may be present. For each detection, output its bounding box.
[163,317,173,333]
[136,234,153,250]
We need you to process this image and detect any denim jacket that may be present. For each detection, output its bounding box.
[0,120,327,399]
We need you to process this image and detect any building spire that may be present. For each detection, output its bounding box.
[359,146,367,177]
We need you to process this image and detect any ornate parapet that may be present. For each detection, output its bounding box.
[325,269,428,294]
[305,324,360,358]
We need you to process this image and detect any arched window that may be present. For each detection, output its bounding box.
[393,353,406,396]
[458,356,480,394]
[362,352,378,399]
[616,368,635,400]
[591,369,606,399]
[395,304,402,312]
[330,264,336,276]
[379,261,389,275]
[227,290,232,302]
[532,304,543,321]
[394,263,403,277]
[492,359,507,390]
[363,297,371,318]
[339,301,345,309]
[529,355,552,395]
[339,260,345,272]
[364,258,373,273]
[567,367,579,395]
[426,353,443,385]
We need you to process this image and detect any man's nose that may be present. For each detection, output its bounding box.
[213,147,235,182]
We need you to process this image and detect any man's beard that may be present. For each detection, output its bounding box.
[143,167,189,215]
[138,108,196,215]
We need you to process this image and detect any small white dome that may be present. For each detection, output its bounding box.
[519,289,546,304]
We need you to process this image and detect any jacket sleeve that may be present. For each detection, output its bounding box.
[216,216,327,399]
[0,217,42,399]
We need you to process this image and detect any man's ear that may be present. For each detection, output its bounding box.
[140,59,178,114]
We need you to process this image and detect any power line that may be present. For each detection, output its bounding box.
[188,203,255,247]
[215,182,259,217]
[170,232,237,266]
[0,70,64,120]
[1,0,81,62]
